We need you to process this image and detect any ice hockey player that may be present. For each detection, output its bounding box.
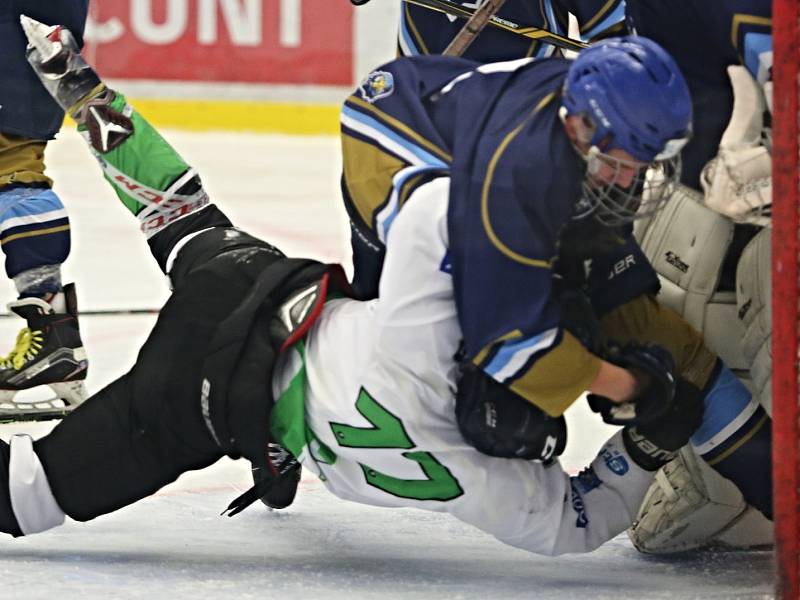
[352,0,775,552]
[0,2,90,418]
[626,0,772,190]
[0,19,769,559]
[622,0,773,552]
[0,20,701,554]
[339,36,772,525]
[384,0,625,61]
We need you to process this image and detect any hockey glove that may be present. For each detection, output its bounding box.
[554,283,601,355]
[587,342,676,425]
[21,15,102,115]
[455,362,566,461]
[622,378,705,471]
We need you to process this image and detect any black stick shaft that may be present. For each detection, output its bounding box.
[443,0,509,57]
[403,0,588,53]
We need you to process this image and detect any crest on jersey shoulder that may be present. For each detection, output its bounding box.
[359,71,394,104]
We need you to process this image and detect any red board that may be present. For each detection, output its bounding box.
[85,0,353,85]
[771,0,800,598]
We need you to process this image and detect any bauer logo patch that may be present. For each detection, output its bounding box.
[359,71,395,104]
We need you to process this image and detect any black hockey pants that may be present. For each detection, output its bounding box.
[31,233,289,522]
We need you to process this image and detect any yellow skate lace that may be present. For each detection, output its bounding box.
[0,327,44,370]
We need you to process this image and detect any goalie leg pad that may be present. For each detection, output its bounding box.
[736,227,772,413]
[628,445,773,553]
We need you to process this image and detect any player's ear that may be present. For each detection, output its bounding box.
[561,113,592,150]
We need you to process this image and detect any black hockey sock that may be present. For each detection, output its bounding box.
[690,363,773,520]
[699,405,772,520]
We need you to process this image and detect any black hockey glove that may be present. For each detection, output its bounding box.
[455,362,566,461]
[554,284,601,355]
[622,378,705,471]
[587,342,676,425]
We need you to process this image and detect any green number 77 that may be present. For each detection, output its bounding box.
[330,387,464,502]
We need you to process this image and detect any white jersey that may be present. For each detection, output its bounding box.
[271,177,655,556]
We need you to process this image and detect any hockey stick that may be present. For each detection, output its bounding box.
[442,0,509,56]
[403,0,588,54]
[0,308,160,318]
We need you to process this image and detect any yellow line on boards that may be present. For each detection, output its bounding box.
[70,99,342,135]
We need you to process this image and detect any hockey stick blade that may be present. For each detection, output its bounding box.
[0,308,160,318]
[402,0,588,53]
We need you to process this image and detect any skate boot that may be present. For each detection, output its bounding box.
[20,14,102,116]
[0,283,88,421]
[251,442,302,510]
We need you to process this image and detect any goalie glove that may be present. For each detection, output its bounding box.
[622,379,705,471]
[20,15,102,115]
[587,342,676,425]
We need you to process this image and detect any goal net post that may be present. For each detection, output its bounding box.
[772,0,800,597]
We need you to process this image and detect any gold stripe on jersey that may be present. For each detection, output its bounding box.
[480,92,557,268]
[730,14,772,51]
[472,329,525,366]
[705,412,769,466]
[578,0,619,35]
[507,330,602,417]
[399,173,432,208]
[346,96,453,164]
[342,134,407,227]
[403,3,431,55]
[1,224,71,246]
[598,295,718,390]
[0,134,52,189]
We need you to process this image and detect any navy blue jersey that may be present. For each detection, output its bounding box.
[398,0,625,60]
[342,56,612,415]
[626,0,771,188]
[0,1,89,140]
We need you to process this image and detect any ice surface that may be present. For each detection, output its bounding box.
[0,129,774,599]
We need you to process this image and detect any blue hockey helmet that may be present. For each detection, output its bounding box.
[562,36,692,162]
[561,36,692,225]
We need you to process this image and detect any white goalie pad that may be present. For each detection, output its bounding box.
[636,185,747,370]
[736,227,772,414]
[701,66,771,226]
[627,446,773,554]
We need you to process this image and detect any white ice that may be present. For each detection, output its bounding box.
[0,129,774,599]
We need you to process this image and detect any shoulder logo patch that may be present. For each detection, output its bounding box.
[359,71,395,104]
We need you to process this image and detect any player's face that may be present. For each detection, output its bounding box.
[586,148,648,189]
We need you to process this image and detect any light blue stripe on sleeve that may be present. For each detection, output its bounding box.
[580,2,626,41]
[690,365,755,447]
[342,105,449,167]
[379,165,446,241]
[484,328,558,381]
[743,32,772,80]
[399,7,422,56]
[0,187,64,218]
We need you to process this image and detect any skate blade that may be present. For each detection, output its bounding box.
[0,380,87,423]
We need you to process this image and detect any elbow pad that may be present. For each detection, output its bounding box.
[455,363,567,461]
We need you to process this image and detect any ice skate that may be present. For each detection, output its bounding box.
[20,14,102,116]
[21,14,132,155]
[0,283,88,422]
